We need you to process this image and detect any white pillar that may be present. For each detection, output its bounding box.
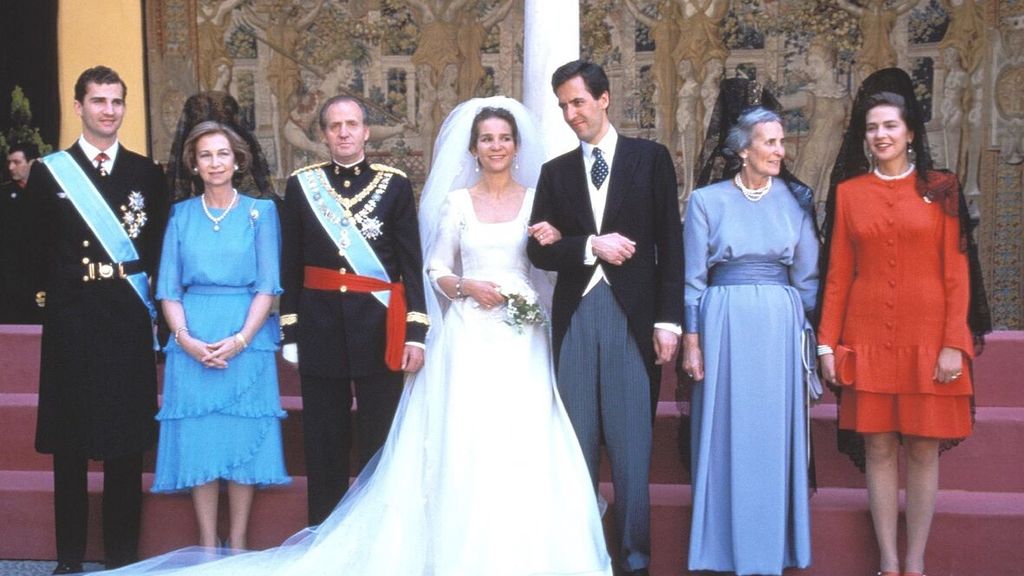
[523,0,580,159]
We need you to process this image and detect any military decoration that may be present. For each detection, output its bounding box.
[121,191,148,238]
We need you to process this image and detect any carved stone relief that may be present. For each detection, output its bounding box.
[143,0,1021,327]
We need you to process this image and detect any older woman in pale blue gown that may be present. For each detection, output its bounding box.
[680,107,818,575]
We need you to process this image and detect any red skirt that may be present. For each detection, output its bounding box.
[838,389,972,439]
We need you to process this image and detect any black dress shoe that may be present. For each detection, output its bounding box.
[52,561,83,575]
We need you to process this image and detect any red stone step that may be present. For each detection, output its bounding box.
[2,471,1022,575]
[7,326,1023,407]
[0,471,306,561]
[4,395,1023,493]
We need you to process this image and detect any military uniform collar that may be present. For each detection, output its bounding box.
[330,157,370,178]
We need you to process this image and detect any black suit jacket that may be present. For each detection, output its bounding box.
[528,134,684,390]
[30,143,167,458]
[0,180,45,323]
[280,160,427,378]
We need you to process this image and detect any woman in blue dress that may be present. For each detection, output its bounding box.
[153,120,289,550]
[680,105,819,575]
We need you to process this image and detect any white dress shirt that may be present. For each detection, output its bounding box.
[77,136,120,171]
[581,127,618,295]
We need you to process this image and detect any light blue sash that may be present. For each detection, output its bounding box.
[40,151,157,322]
[296,168,390,307]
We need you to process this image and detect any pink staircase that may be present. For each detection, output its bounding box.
[2,325,1022,575]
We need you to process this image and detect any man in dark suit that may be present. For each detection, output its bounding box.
[527,60,684,576]
[29,66,167,574]
[279,95,428,526]
[1,141,44,324]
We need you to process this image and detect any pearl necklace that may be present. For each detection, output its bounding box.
[734,173,772,202]
[201,188,238,231]
[873,162,915,181]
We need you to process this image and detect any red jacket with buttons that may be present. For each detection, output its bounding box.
[818,170,973,395]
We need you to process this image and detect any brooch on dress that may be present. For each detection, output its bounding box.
[249,207,260,228]
[120,191,148,239]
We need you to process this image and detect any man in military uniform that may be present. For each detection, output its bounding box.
[280,95,428,526]
[1,142,43,323]
[28,66,167,574]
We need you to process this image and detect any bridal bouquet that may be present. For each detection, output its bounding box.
[499,289,548,333]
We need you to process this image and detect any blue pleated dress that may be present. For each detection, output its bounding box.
[683,178,818,575]
[152,195,290,492]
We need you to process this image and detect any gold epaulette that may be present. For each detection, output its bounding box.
[290,161,331,177]
[370,163,407,179]
[280,314,298,327]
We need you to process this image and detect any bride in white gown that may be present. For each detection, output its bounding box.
[98,97,612,576]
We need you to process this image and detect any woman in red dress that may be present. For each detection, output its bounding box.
[817,68,990,576]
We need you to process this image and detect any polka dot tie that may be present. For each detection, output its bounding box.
[590,147,608,188]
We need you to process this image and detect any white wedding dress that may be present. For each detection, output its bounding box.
[102,187,612,576]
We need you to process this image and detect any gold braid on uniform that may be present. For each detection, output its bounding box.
[406,311,430,326]
[290,161,331,177]
[280,314,298,327]
[370,163,407,179]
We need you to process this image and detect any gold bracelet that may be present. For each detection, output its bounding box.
[174,326,189,345]
[234,332,248,349]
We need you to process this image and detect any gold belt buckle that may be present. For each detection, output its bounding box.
[99,263,115,279]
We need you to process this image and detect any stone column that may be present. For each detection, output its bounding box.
[523,0,580,159]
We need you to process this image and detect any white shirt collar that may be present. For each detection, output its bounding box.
[77,136,120,166]
[581,126,618,162]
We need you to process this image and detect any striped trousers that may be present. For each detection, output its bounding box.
[557,282,652,572]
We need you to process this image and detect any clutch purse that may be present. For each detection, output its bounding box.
[834,345,856,387]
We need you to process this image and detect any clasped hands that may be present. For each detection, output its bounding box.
[591,233,636,266]
[528,221,636,267]
[178,333,244,369]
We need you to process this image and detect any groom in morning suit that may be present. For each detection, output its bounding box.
[527,60,684,576]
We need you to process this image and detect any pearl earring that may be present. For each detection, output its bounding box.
[234,164,239,171]
[191,167,198,174]
[474,156,480,173]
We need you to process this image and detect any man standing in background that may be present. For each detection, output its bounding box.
[1,142,43,323]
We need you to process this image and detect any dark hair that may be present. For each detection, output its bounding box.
[723,107,782,159]
[854,87,932,196]
[469,107,520,152]
[551,60,609,101]
[318,95,369,131]
[863,91,910,124]
[182,121,252,177]
[6,141,40,160]
[74,66,127,103]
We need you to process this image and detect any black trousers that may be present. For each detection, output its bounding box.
[299,372,404,526]
[52,451,143,567]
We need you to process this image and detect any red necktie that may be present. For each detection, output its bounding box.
[95,152,110,177]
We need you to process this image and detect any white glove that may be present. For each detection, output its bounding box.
[282,343,299,365]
